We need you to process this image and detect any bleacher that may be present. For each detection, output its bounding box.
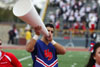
[41,0,100,47]
[44,0,100,37]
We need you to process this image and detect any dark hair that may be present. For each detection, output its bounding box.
[45,23,54,29]
[86,43,100,67]
[91,32,97,40]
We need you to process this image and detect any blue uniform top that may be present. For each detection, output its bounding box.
[31,40,58,67]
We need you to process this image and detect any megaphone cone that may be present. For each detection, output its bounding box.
[13,0,49,36]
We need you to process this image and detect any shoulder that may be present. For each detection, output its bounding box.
[5,52,19,61]
[6,52,16,58]
[2,52,15,62]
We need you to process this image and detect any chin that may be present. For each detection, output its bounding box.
[48,40,52,42]
[46,38,52,42]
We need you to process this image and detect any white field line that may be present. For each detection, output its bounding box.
[19,56,31,62]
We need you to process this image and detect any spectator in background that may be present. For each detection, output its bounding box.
[73,22,80,35]
[56,8,60,19]
[62,13,67,23]
[86,43,100,67]
[25,25,32,44]
[55,20,60,36]
[8,24,16,44]
[73,22,80,30]
[80,22,86,31]
[89,21,96,32]
[80,22,86,35]
[55,20,60,30]
[68,14,75,27]
[63,23,69,30]
[0,39,22,67]
[49,12,56,24]
[63,23,69,35]
[88,12,97,31]
[91,0,97,12]
[13,24,19,45]
[89,32,97,52]
[86,5,91,14]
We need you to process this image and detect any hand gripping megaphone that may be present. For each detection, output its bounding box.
[13,0,49,36]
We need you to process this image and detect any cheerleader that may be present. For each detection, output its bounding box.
[86,43,100,67]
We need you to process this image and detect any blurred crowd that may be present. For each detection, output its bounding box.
[49,0,99,34]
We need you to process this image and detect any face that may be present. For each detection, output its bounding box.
[94,47,100,65]
[45,27,54,41]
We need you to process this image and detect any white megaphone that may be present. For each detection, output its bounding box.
[13,0,49,36]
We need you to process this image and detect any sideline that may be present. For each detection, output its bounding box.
[19,56,31,62]
[1,45,89,51]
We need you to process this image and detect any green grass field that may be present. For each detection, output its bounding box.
[3,49,90,67]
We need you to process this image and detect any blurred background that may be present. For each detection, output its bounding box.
[0,0,100,48]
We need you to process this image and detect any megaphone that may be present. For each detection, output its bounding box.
[13,0,49,36]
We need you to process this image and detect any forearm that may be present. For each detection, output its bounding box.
[26,35,39,52]
[26,39,36,52]
[52,40,66,54]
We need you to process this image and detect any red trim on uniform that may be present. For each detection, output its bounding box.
[50,60,58,67]
[36,57,48,67]
[36,56,58,67]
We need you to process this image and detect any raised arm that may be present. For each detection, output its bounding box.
[26,26,41,52]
